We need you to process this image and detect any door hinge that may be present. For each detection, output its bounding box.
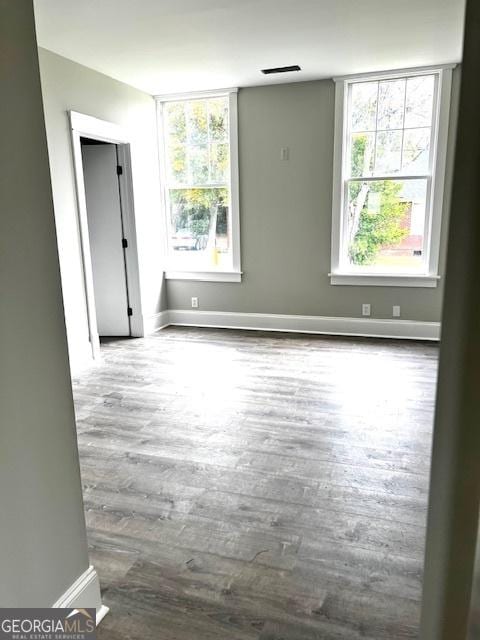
[127,307,133,317]
[116,165,123,175]
[122,238,128,248]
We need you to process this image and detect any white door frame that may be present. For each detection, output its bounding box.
[69,110,143,360]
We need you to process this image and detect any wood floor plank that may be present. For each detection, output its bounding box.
[72,327,438,639]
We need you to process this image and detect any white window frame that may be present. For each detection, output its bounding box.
[330,65,455,288]
[156,88,242,283]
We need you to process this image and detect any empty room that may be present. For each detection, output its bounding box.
[2,0,480,639]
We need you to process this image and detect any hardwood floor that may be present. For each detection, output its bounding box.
[72,327,438,640]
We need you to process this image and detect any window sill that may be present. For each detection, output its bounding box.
[165,270,243,283]
[329,272,440,288]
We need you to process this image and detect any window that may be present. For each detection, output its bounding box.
[157,90,241,282]
[331,67,453,287]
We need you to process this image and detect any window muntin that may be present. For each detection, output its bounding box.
[342,73,438,274]
[161,94,234,271]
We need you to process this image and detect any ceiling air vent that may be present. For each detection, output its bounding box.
[261,65,301,75]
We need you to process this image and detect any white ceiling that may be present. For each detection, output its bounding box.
[33,0,465,96]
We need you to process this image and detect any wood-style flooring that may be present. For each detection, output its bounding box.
[72,327,438,640]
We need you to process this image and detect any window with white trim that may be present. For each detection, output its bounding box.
[157,90,241,282]
[331,67,453,287]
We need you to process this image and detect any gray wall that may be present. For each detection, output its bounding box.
[420,0,480,635]
[0,0,90,606]
[167,73,460,322]
[38,49,166,370]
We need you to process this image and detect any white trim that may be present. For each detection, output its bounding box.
[70,111,129,143]
[155,100,171,265]
[228,90,242,275]
[330,66,454,287]
[155,87,238,101]
[143,310,170,334]
[428,67,453,280]
[69,111,145,361]
[52,565,108,626]
[164,310,440,341]
[95,606,109,626]
[330,79,346,285]
[69,128,101,360]
[329,273,440,287]
[156,90,242,278]
[333,63,457,83]
[165,270,242,282]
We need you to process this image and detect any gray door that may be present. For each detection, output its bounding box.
[82,143,130,336]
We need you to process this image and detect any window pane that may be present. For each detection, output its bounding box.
[347,179,427,271]
[377,79,405,130]
[165,102,187,144]
[402,127,430,174]
[375,130,402,175]
[168,188,229,256]
[167,143,187,183]
[209,143,229,182]
[162,94,235,267]
[350,132,375,178]
[208,97,229,142]
[350,81,378,132]
[405,75,435,128]
[187,100,208,144]
[189,145,209,183]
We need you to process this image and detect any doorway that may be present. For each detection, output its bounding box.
[81,139,131,337]
[70,111,143,360]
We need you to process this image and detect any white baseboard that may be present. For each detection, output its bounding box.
[52,565,108,626]
[164,309,440,341]
[143,310,170,334]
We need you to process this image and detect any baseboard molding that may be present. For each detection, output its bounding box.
[143,310,170,334]
[52,565,108,626]
[164,309,441,341]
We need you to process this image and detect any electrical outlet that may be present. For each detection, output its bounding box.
[191,297,199,308]
[393,305,401,318]
[280,147,289,161]
[362,303,371,317]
